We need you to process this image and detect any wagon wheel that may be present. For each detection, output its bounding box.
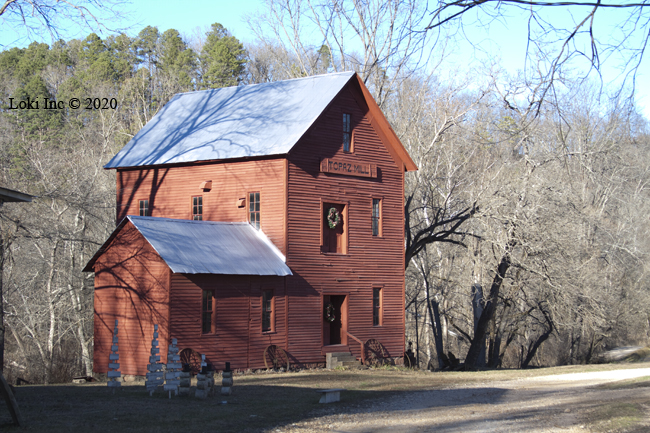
[364,339,389,367]
[403,353,412,368]
[263,345,290,371]
[179,348,202,374]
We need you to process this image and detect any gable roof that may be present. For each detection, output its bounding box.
[105,72,417,172]
[105,72,356,169]
[84,216,292,276]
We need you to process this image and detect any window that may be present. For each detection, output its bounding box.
[249,192,260,229]
[343,113,352,152]
[372,198,381,236]
[192,196,203,220]
[139,199,149,216]
[202,290,214,333]
[322,202,347,254]
[373,288,382,326]
[262,290,274,332]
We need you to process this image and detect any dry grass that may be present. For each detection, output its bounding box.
[2,363,650,432]
[596,375,650,390]
[585,402,646,433]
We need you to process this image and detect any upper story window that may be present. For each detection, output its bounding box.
[372,198,382,236]
[192,196,203,220]
[249,192,260,230]
[262,289,274,332]
[343,113,352,152]
[202,289,214,334]
[139,199,149,216]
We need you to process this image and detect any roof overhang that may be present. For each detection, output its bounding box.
[0,187,33,203]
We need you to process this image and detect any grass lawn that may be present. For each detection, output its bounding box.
[2,363,650,432]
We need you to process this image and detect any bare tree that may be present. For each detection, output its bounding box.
[425,1,650,107]
[249,0,436,105]
[0,0,130,46]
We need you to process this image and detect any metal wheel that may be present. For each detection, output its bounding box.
[263,345,290,370]
[179,348,202,374]
[364,338,389,367]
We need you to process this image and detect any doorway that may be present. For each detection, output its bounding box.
[324,295,347,346]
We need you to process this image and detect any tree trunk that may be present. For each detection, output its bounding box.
[0,226,4,372]
[44,240,60,385]
[464,249,512,368]
[424,277,448,369]
[414,298,420,368]
[430,299,448,369]
[472,284,486,367]
[521,327,552,368]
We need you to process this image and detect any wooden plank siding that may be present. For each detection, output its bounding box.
[285,80,406,365]
[91,75,410,374]
[92,222,171,376]
[115,158,287,255]
[169,274,287,371]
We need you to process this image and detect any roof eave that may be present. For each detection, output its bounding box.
[104,152,290,171]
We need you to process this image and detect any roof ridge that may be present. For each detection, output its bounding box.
[171,70,356,98]
[104,71,357,169]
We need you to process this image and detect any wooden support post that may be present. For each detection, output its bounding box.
[0,371,23,426]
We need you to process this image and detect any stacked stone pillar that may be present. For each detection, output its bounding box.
[221,361,233,396]
[145,324,164,396]
[164,338,182,398]
[107,320,121,391]
[195,354,214,399]
[178,366,191,396]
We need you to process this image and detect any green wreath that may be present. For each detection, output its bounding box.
[324,302,336,322]
[327,207,341,229]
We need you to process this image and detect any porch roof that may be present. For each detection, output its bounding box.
[84,216,292,276]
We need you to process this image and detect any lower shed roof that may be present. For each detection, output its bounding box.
[84,216,292,276]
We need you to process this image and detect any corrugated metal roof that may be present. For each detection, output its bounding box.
[127,216,291,276]
[105,72,356,169]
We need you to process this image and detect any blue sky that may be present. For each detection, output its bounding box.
[0,0,264,47]
[1,0,648,118]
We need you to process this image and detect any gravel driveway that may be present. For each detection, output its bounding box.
[275,368,650,432]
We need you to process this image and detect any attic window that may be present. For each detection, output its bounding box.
[343,113,352,152]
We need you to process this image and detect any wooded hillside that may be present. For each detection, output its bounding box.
[1,2,649,382]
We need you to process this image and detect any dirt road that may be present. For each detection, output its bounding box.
[278,368,650,432]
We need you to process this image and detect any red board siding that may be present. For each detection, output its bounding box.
[93,78,408,372]
[169,274,287,370]
[92,222,170,376]
[286,81,405,364]
[116,158,287,255]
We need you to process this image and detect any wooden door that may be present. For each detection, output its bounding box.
[324,295,347,345]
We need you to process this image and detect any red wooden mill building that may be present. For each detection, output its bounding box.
[85,71,417,375]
